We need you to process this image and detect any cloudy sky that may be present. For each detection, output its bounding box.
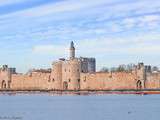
[0,0,160,73]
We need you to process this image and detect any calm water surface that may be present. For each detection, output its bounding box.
[0,94,159,120]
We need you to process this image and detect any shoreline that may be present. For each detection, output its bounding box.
[1,90,160,95]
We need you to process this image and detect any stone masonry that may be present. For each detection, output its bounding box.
[0,42,160,90]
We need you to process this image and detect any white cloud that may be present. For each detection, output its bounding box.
[32,44,68,57]
[138,15,160,25]
[143,15,160,22]
[0,0,119,18]
[123,18,136,29]
[76,32,160,56]
[121,14,160,30]
[32,32,160,56]
[2,0,159,20]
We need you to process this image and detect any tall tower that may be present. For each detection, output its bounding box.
[70,41,75,59]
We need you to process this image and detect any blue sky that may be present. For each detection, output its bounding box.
[0,0,160,73]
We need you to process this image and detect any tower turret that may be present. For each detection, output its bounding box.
[70,41,75,59]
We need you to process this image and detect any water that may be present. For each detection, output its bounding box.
[0,94,159,120]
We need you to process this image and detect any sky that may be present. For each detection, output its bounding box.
[0,0,160,73]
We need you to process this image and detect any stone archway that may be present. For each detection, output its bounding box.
[136,80,142,90]
[63,81,68,90]
[1,80,7,89]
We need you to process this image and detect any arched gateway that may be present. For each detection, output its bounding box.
[1,80,7,89]
[63,81,68,90]
[136,80,142,90]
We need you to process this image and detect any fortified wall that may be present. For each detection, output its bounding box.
[0,42,160,91]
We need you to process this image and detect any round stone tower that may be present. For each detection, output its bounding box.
[51,61,63,90]
[70,41,75,59]
[62,59,81,90]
